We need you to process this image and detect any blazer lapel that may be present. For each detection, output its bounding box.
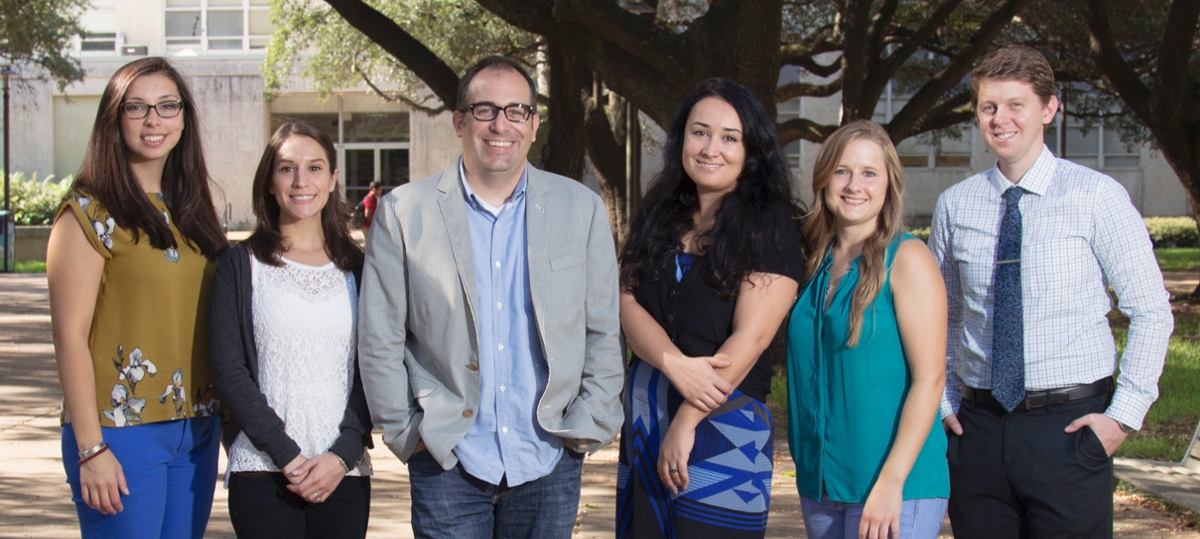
[436,164,480,326]
[525,167,551,328]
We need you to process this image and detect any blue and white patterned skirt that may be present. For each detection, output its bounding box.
[616,359,774,539]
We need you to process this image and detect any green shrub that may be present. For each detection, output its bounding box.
[7,171,72,225]
[1145,216,1199,248]
[907,227,931,242]
[909,218,1200,249]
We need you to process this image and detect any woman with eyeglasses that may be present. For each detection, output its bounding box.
[46,57,228,538]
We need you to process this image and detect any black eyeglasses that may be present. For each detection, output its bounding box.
[464,102,535,123]
[121,101,184,120]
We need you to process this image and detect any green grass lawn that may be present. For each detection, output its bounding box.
[770,308,1198,463]
[1114,310,1200,461]
[1156,248,1200,272]
[14,260,46,273]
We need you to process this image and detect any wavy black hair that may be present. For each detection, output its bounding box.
[620,78,802,298]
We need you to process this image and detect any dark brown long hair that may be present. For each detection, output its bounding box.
[71,57,228,260]
[243,121,363,272]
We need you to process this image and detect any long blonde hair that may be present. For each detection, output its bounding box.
[802,120,906,347]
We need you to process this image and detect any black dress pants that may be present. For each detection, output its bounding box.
[947,392,1113,539]
[228,471,370,539]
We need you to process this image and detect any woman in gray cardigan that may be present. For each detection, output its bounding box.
[208,121,372,538]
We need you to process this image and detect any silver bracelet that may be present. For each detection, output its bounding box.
[333,454,350,473]
[78,441,109,460]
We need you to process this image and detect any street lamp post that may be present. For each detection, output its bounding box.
[3,63,12,215]
[0,60,12,272]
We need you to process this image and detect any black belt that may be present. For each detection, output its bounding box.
[962,378,1112,412]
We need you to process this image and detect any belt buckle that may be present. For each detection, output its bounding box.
[1045,391,1071,407]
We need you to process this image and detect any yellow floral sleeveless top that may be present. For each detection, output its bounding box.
[56,191,220,427]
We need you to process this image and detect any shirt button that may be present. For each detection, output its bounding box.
[665,314,675,324]
[496,302,503,309]
[468,362,479,371]
[668,288,676,298]
[499,385,506,392]
[498,343,504,351]
[502,427,509,433]
[463,409,474,418]
[495,261,502,268]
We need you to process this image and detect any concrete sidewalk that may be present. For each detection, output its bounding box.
[1,273,1192,538]
[0,272,804,539]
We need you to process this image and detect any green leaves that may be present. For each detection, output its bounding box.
[6,171,71,226]
[0,0,88,90]
[264,0,539,110]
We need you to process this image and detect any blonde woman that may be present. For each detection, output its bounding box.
[787,120,949,539]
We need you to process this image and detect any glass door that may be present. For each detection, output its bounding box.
[339,143,410,206]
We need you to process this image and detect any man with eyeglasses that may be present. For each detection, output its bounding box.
[357,56,624,539]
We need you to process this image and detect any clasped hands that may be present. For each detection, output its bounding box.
[662,353,732,412]
[282,453,348,503]
[656,353,734,495]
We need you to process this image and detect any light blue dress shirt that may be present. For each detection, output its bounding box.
[929,146,1173,429]
[454,160,562,487]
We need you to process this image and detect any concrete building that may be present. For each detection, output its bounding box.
[2,0,454,228]
[775,65,1191,222]
[1,3,1189,228]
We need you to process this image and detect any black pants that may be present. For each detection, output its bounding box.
[947,392,1113,539]
[228,471,370,539]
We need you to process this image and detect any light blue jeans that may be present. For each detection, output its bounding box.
[801,495,947,539]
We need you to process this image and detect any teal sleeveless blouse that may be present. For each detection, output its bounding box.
[786,232,949,503]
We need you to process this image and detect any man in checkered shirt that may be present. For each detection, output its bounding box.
[928,46,1173,538]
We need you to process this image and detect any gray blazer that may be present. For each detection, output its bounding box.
[357,163,624,470]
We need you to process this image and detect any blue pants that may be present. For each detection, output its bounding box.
[407,449,583,539]
[801,496,947,539]
[62,416,220,539]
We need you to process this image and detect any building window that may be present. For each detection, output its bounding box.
[1046,113,1141,169]
[165,0,272,55]
[79,1,118,56]
[82,32,118,52]
[775,97,805,172]
[875,84,972,169]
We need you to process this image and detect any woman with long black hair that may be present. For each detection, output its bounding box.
[616,78,805,539]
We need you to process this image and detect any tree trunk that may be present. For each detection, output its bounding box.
[585,80,630,247]
[542,39,588,180]
[1169,150,1200,300]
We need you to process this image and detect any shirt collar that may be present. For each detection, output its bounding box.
[988,145,1054,199]
[458,158,528,216]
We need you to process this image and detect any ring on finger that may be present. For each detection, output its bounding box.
[669,468,679,474]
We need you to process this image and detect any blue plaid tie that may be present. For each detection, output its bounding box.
[992,187,1025,411]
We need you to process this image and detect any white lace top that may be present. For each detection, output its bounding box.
[228,256,372,476]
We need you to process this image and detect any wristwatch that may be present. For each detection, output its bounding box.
[1117,421,1136,434]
